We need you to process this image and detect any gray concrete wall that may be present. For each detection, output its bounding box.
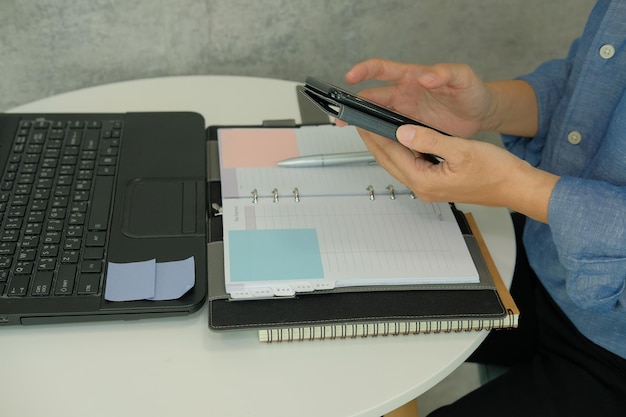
[1,0,595,111]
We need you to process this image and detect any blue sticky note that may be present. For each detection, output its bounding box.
[150,256,195,300]
[104,257,196,302]
[229,229,324,282]
[105,259,156,301]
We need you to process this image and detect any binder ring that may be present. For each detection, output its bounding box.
[366,185,375,200]
[251,189,258,204]
[293,187,300,203]
[386,184,396,200]
[272,188,279,203]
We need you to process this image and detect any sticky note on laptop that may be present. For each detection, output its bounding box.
[104,257,195,302]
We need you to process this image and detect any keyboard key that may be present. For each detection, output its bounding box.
[77,274,101,295]
[33,120,50,130]
[7,275,30,296]
[43,232,61,244]
[13,261,34,275]
[83,247,104,260]
[60,250,79,263]
[31,272,53,296]
[81,260,102,273]
[37,258,56,271]
[0,256,12,268]
[54,265,77,295]
[88,176,114,230]
[83,130,99,150]
[68,121,85,129]
[66,225,83,237]
[63,238,81,251]
[1,230,19,242]
[0,242,16,255]
[85,232,106,247]
[20,235,40,248]
[40,244,58,257]
[17,249,36,261]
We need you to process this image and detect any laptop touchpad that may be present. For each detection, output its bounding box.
[122,179,200,237]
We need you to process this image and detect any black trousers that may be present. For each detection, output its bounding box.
[428,213,626,417]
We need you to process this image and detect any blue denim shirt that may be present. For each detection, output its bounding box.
[502,0,626,359]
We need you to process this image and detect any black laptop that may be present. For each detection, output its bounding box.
[0,112,207,325]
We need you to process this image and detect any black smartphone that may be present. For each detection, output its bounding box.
[299,76,450,141]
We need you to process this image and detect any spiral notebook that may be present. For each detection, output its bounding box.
[215,124,479,299]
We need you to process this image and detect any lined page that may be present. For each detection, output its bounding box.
[223,195,479,296]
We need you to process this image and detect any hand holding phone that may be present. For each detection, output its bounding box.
[299,77,447,163]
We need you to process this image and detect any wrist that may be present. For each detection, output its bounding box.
[503,161,559,223]
[483,80,538,136]
[481,82,505,132]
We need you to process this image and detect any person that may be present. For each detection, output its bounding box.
[340,0,626,415]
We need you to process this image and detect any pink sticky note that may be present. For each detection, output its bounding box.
[219,128,300,168]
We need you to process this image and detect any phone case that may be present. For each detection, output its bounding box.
[298,81,443,164]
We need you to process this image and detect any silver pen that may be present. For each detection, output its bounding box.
[277,151,376,167]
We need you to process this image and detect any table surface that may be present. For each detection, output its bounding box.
[2,76,516,417]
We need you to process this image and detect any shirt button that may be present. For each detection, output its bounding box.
[568,130,582,145]
[599,44,615,59]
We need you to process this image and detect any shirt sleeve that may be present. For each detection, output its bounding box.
[500,32,626,313]
[502,39,580,166]
[548,177,626,313]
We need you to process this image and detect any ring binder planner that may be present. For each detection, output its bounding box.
[214,124,480,299]
[206,197,519,340]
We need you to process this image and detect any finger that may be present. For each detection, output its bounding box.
[346,58,424,84]
[356,86,397,108]
[426,63,474,90]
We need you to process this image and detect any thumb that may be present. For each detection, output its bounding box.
[396,124,418,146]
[397,124,449,161]
[397,124,442,150]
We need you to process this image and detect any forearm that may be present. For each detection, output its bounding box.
[484,80,539,137]
[500,159,559,223]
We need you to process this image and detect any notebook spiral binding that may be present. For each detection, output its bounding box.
[250,185,411,203]
[259,308,518,343]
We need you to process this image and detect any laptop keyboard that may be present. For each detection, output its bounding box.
[0,118,121,298]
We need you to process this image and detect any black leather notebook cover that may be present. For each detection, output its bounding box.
[205,125,512,332]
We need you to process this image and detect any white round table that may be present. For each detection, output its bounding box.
[2,76,516,417]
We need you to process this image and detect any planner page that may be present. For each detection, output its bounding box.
[217,125,410,200]
[222,195,479,298]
